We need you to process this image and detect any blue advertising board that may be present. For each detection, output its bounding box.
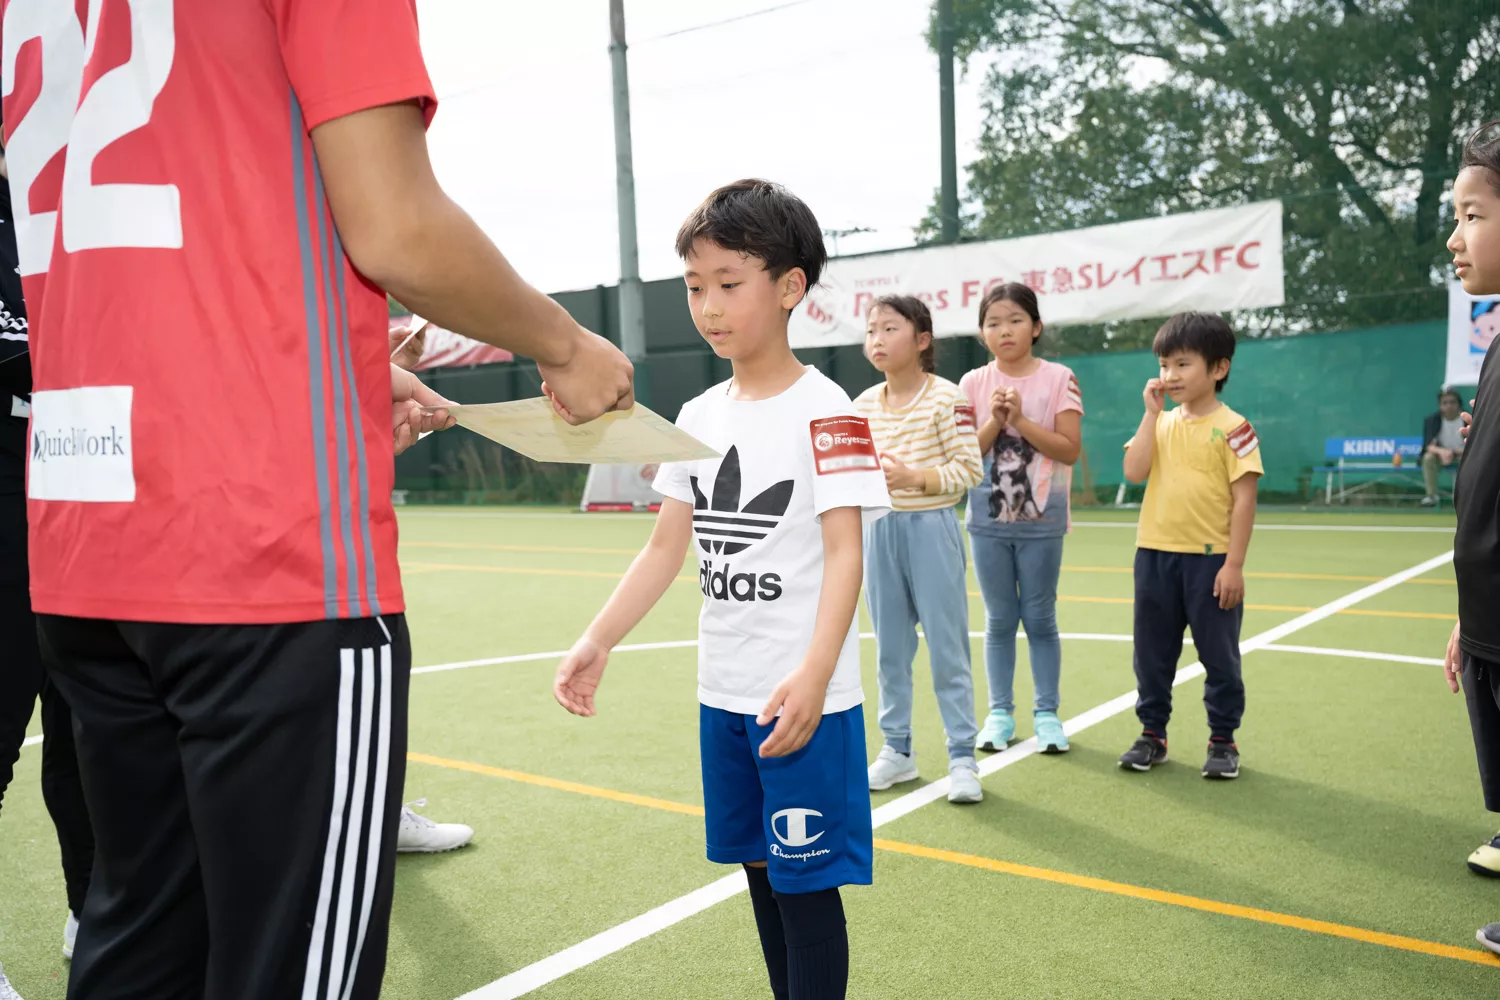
[1323,437,1424,460]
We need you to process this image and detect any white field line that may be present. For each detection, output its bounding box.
[458,548,1455,1000]
[18,635,1441,757]
[1260,643,1444,666]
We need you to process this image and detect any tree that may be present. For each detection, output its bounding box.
[925,0,1500,352]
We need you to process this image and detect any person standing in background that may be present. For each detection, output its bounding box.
[1421,389,1467,507]
[1442,120,1500,957]
[854,295,984,803]
[960,284,1083,758]
[0,145,94,1000]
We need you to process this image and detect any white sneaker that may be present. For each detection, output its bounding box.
[63,911,78,960]
[947,758,983,804]
[867,746,919,791]
[396,799,474,854]
[0,961,24,1000]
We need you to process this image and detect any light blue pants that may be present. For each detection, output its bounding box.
[864,509,978,761]
[968,532,1064,715]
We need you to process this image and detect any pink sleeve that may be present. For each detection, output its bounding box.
[1054,364,1083,416]
[959,368,988,412]
[271,0,438,132]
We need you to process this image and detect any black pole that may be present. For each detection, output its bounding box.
[938,0,959,244]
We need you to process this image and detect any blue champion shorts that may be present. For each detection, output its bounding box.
[699,703,873,894]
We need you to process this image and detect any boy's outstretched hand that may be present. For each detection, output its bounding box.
[555,637,610,716]
[1213,563,1245,610]
[757,666,827,758]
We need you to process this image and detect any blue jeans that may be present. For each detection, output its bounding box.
[864,509,978,761]
[968,532,1064,715]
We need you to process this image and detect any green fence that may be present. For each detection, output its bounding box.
[395,315,1456,505]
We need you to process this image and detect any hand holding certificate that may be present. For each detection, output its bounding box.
[424,397,718,464]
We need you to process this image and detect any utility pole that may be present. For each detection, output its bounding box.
[609,0,648,403]
[937,0,959,244]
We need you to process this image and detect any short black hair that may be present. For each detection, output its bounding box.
[1463,121,1500,197]
[675,179,827,303]
[1153,312,1237,392]
[1440,388,1464,406]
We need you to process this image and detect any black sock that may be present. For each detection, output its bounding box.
[743,865,789,1000]
[773,885,848,1000]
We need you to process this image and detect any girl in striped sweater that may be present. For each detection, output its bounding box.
[853,296,986,803]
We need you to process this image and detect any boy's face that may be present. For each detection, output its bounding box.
[683,239,806,361]
[1158,350,1228,404]
[1449,167,1500,295]
[1441,394,1463,419]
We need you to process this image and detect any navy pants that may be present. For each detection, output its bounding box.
[1133,548,1245,742]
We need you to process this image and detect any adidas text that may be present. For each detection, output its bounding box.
[699,561,783,602]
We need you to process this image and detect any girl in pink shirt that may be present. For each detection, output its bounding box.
[959,284,1084,757]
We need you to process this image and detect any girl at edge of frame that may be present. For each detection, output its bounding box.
[853,295,986,802]
[959,283,1084,757]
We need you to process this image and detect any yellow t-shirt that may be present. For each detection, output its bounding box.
[1133,404,1263,554]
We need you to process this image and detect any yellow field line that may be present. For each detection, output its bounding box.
[407,752,704,817]
[401,561,697,584]
[402,548,1453,587]
[873,839,1499,968]
[960,591,1455,621]
[409,751,1497,969]
[1061,565,1453,585]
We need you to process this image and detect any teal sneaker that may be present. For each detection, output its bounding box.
[977,710,1015,752]
[1035,711,1069,754]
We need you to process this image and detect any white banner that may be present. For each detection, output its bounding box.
[1447,279,1500,387]
[790,202,1285,348]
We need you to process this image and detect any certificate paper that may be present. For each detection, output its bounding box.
[428,398,719,465]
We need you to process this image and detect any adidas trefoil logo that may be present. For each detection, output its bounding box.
[690,446,793,603]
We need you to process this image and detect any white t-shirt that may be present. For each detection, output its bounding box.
[1438,416,1466,454]
[653,368,891,716]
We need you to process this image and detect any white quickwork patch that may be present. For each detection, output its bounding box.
[28,386,136,502]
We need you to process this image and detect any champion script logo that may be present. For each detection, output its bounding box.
[690,446,792,603]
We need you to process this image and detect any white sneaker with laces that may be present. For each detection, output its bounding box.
[867,746,919,791]
[63,911,78,960]
[947,758,983,804]
[396,799,474,854]
[0,960,24,1000]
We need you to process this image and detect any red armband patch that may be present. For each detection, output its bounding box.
[810,416,880,475]
[1227,420,1259,458]
[954,404,976,430]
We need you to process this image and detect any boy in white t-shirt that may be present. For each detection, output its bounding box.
[554,179,890,999]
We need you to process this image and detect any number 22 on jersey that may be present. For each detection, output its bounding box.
[1,0,181,278]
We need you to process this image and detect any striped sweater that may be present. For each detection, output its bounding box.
[852,375,984,511]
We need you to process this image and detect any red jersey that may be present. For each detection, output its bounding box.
[1,0,437,623]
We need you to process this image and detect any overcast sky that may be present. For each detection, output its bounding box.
[416,0,994,294]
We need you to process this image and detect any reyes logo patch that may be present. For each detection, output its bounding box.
[29,387,136,502]
[809,415,879,475]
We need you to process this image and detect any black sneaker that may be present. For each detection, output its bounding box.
[1478,923,1500,956]
[1202,741,1240,780]
[1119,735,1168,772]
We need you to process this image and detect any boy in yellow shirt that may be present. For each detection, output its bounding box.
[1120,312,1262,779]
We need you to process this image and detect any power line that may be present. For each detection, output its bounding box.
[644,0,820,41]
